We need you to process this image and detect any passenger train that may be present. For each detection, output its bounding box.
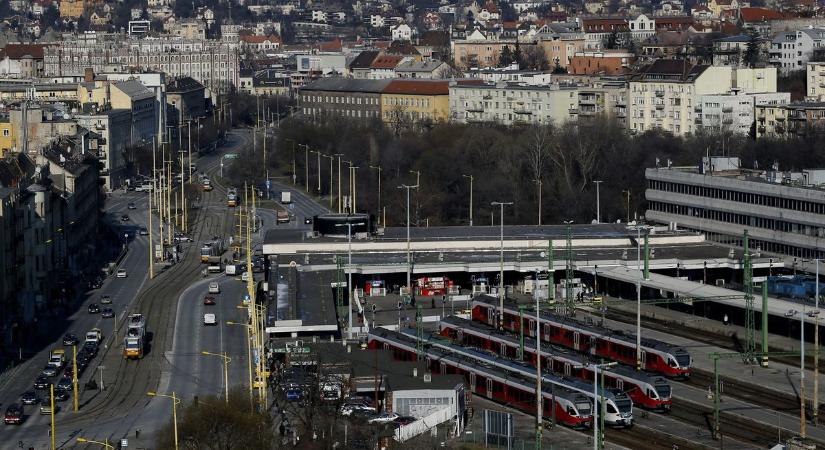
[439,315,672,411]
[368,328,594,429]
[472,296,692,378]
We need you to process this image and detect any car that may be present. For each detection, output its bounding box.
[174,233,192,243]
[116,269,127,278]
[4,404,23,424]
[203,295,216,305]
[39,403,59,415]
[20,391,39,405]
[63,364,75,378]
[100,295,112,304]
[101,308,115,318]
[368,412,400,424]
[41,365,58,378]
[89,277,102,289]
[203,313,216,326]
[62,333,79,346]
[76,355,90,371]
[139,227,149,236]
[241,271,251,282]
[88,303,100,314]
[285,387,304,402]
[56,377,73,392]
[120,214,129,222]
[33,376,49,390]
[208,282,220,294]
[394,416,417,426]
[127,202,136,210]
[340,403,376,416]
[82,342,98,358]
[53,390,70,402]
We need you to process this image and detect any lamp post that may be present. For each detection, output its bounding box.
[50,383,55,450]
[337,218,366,339]
[350,165,360,213]
[535,178,542,225]
[410,170,421,187]
[594,180,603,224]
[76,437,114,449]
[72,345,79,412]
[592,362,618,450]
[635,226,644,371]
[815,259,821,425]
[398,184,419,291]
[286,138,296,186]
[298,144,310,192]
[147,391,180,450]
[370,164,382,225]
[786,308,809,440]
[337,155,344,213]
[324,154,334,209]
[462,174,473,226]
[622,190,631,223]
[201,351,231,403]
[491,201,513,331]
[311,150,322,194]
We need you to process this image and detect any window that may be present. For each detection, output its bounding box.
[2,129,8,136]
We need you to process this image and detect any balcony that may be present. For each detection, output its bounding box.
[569,108,578,114]
[695,118,702,124]
[514,109,532,115]
[655,103,665,110]
[616,110,626,118]
[722,118,733,125]
[655,90,665,97]
[466,107,483,113]
[722,107,733,113]
[482,94,492,100]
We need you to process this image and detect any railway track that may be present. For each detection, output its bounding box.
[60,132,249,428]
[604,424,709,450]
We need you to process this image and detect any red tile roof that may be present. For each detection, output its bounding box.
[739,7,784,22]
[240,34,281,44]
[0,44,47,59]
[383,80,450,95]
[582,18,629,33]
[317,37,342,52]
[370,55,405,69]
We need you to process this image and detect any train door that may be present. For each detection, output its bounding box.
[564,362,572,377]
[501,341,508,357]
[486,378,494,399]
[528,319,536,337]
[589,336,596,355]
[573,332,580,351]
[440,361,447,375]
[488,308,496,326]
[616,379,624,390]
[383,343,389,350]
[640,350,647,369]
[469,373,477,393]
[456,330,464,343]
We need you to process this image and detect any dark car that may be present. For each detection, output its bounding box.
[89,277,102,289]
[62,333,79,346]
[203,295,216,305]
[41,365,58,378]
[100,294,112,304]
[127,202,136,210]
[4,404,23,425]
[101,308,115,318]
[82,342,98,358]
[120,214,130,222]
[20,391,39,405]
[53,390,70,402]
[139,227,149,236]
[56,377,73,392]
[88,303,100,314]
[76,354,90,370]
[33,376,49,390]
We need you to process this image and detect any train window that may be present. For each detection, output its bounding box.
[567,406,576,415]
[668,357,678,367]
[647,389,657,399]
[606,403,618,414]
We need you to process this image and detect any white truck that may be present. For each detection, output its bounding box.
[85,329,102,346]
[281,191,292,204]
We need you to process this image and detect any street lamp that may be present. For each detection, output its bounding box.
[491,201,513,330]
[635,225,646,371]
[591,361,618,450]
[593,180,603,224]
[398,184,419,291]
[201,351,231,403]
[336,218,366,339]
[370,164,382,225]
[621,190,631,223]
[535,178,542,226]
[323,154,334,209]
[285,138,296,186]
[147,391,181,450]
[786,308,810,440]
[76,437,114,449]
[410,170,421,187]
[298,144,310,192]
[462,174,473,226]
[311,150,322,194]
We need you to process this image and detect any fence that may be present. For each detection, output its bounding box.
[394,406,452,443]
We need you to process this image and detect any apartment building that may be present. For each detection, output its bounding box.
[769,28,825,74]
[807,61,825,100]
[646,158,825,258]
[576,81,629,126]
[44,34,239,92]
[449,81,577,125]
[756,102,825,138]
[452,29,534,69]
[695,91,790,134]
[299,78,389,121]
[75,109,131,190]
[629,61,777,136]
[381,80,452,126]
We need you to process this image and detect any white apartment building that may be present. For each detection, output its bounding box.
[769,28,825,74]
[695,91,790,134]
[44,34,239,93]
[449,81,577,126]
[629,60,777,136]
[807,61,825,100]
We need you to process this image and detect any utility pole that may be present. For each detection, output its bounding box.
[594,180,603,224]
[744,230,756,362]
[492,202,513,330]
[535,300,542,450]
[325,154,334,209]
[636,226,642,371]
[548,239,555,302]
[149,139,155,279]
[350,165,359,213]
[815,258,820,425]
[370,164,382,224]
[399,184,419,291]
[564,221,574,317]
[535,178,542,226]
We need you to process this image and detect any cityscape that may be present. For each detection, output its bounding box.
[0,0,824,448]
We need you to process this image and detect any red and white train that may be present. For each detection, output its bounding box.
[368,328,594,429]
[439,315,672,411]
[472,296,692,378]
[415,277,455,296]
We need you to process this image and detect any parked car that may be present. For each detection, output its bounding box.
[340,403,376,416]
[100,295,112,304]
[4,404,23,424]
[203,295,216,305]
[116,269,127,278]
[101,308,115,318]
[62,333,79,346]
[368,412,399,424]
[127,202,136,210]
[87,303,100,314]
[20,391,39,405]
[41,365,58,378]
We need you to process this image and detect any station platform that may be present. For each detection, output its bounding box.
[587,299,825,445]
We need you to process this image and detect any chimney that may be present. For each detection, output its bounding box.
[84,68,94,83]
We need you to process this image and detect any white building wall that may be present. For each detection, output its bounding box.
[449,85,577,125]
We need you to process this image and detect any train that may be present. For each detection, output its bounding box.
[367,328,594,429]
[471,296,692,378]
[227,187,238,207]
[439,315,672,411]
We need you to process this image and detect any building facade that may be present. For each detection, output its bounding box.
[646,160,825,258]
[769,28,825,74]
[299,78,389,121]
[807,61,825,100]
[449,82,577,126]
[695,91,790,134]
[75,109,131,191]
[756,102,825,138]
[381,80,451,126]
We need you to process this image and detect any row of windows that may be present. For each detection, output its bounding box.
[385,97,432,108]
[649,201,825,238]
[303,107,379,118]
[648,179,825,214]
[687,229,825,259]
[303,95,378,105]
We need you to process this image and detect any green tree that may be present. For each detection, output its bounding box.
[154,389,275,450]
[744,30,760,68]
[604,30,619,49]
[498,46,513,67]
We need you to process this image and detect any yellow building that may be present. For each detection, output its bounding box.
[0,117,14,156]
[59,0,86,18]
[380,80,451,128]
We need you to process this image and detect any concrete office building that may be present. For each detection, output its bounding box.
[645,157,825,258]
